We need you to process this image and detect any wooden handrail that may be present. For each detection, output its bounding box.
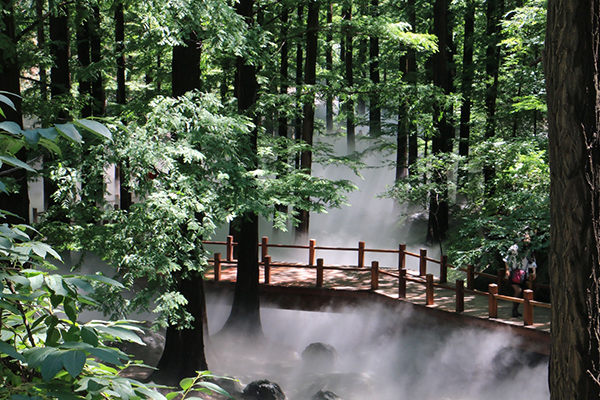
[203,236,551,327]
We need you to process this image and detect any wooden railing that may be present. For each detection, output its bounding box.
[203,236,551,327]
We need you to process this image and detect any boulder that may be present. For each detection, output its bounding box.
[215,376,245,399]
[311,390,341,400]
[301,343,338,373]
[242,379,286,400]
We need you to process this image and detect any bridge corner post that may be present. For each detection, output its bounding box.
[309,239,316,266]
[371,261,379,290]
[523,289,534,326]
[264,255,271,284]
[214,253,221,282]
[226,235,234,262]
[419,249,427,276]
[426,273,434,306]
[440,255,448,284]
[488,283,499,319]
[467,264,475,290]
[399,268,407,299]
[316,258,324,287]
[456,279,464,313]
[358,241,366,268]
[261,236,269,263]
[398,244,406,271]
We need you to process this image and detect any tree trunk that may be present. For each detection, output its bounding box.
[115,0,126,106]
[172,33,201,97]
[369,0,381,136]
[545,0,600,398]
[37,0,47,101]
[295,0,319,241]
[49,3,71,122]
[77,13,92,118]
[90,6,105,116]
[294,5,304,144]
[458,0,474,172]
[220,0,263,338]
[0,0,28,225]
[325,3,334,133]
[343,5,355,153]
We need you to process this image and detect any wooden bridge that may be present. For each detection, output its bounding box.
[203,236,551,354]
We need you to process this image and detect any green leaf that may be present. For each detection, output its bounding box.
[64,299,78,323]
[87,348,127,366]
[0,121,22,135]
[55,123,83,143]
[0,155,35,172]
[92,325,144,345]
[74,119,112,140]
[22,129,40,145]
[0,94,16,111]
[24,346,57,368]
[196,381,232,398]
[0,340,26,362]
[37,127,59,141]
[83,273,124,288]
[50,294,63,308]
[46,275,68,296]
[80,327,99,346]
[179,377,194,390]
[28,272,45,290]
[0,299,20,313]
[165,393,180,400]
[61,350,86,377]
[41,350,65,380]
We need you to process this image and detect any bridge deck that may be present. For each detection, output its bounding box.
[204,263,551,333]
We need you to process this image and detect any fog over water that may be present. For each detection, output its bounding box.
[205,291,549,400]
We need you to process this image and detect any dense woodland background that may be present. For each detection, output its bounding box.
[0,0,570,398]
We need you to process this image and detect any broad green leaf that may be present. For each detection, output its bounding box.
[55,123,83,143]
[22,129,40,145]
[37,127,59,141]
[63,277,93,293]
[179,377,194,390]
[61,350,86,377]
[0,121,22,135]
[79,326,99,346]
[0,339,26,362]
[28,273,45,290]
[0,94,16,111]
[87,348,127,366]
[0,155,35,172]
[74,119,112,140]
[92,325,144,345]
[58,342,94,350]
[46,275,68,296]
[41,350,65,380]
[196,381,232,398]
[6,274,30,287]
[50,294,64,308]
[64,299,78,323]
[0,181,7,194]
[83,274,124,288]
[0,299,20,314]
[24,346,58,368]
[165,393,180,400]
[135,386,169,400]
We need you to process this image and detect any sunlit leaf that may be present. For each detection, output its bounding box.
[0,155,35,172]
[61,350,86,377]
[55,123,83,143]
[74,119,112,140]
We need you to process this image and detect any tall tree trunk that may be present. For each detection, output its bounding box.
[545,1,600,398]
[295,0,319,241]
[220,0,263,338]
[325,3,334,133]
[0,0,28,225]
[49,3,71,122]
[458,0,474,184]
[294,5,304,143]
[37,0,47,101]
[90,6,105,116]
[150,23,208,385]
[278,7,289,139]
[369,0,381,136]
[77,13,92,118]
[343,5,355,153]
[427,0,454,244]
[483,0,503,195]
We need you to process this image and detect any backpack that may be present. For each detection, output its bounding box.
[510,269,526,284]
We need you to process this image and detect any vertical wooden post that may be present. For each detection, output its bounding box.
[371,261,379,290]
[456,279,464,313]
[316,258,324,287]
[261,236,269,263]
[467,264,475,290]
[309,239,316,266]
[426,273,434,305]
[419,249,427,276]
[264,255,271,284]
[398,244,406,271]
[358,241,366,268]
[33,208,38,223]
[399,268,407,298]
[226,235,234,261]
[488,283,498,319]
[523,289,534,326]
[214,253,221,282]
[440,255,448,284]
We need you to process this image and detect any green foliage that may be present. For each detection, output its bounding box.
[166,371,235,400]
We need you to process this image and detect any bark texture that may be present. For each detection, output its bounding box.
[545,0,600,397]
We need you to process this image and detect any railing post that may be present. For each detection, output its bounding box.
[398,244,406,271]
[264,255,271,284]
[371,261,379,290]
[214,253,221,282]
[440,255,448,284]
[524,289,534,326]
[226,235,234,261]
[488,284,498,319]
[456,279,464,313]
[467,264,475,290]
[358,241,366,268]
[399,268,406,299]
[426,273,434,305]
[419,249,427,276]
[309,239,316,266]
[261,236,269,263]
[316,258,324,288]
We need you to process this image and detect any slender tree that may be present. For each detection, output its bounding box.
[458,0,475,168]
[49,3,71,122]
[545,0,600,398]
[369,0,381,136]
[343,3,355,152]
[325,2,334,133]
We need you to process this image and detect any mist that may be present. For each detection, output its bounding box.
[205,290,549,400]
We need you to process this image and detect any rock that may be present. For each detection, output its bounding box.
[300,372,373,400]
[242,379,286,400]
[311,390,341,400]
[215,376,245,399]
[301,343,338,373]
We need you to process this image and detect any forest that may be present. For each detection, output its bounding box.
[0,0,598,399]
